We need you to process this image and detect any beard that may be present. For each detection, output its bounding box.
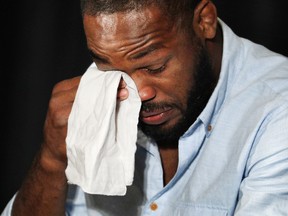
[138,46,217,145]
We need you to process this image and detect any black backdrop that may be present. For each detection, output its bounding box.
[1,0,287,211]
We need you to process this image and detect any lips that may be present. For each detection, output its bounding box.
[140,107,174,125]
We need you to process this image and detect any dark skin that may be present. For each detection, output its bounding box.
[12,1,222,215]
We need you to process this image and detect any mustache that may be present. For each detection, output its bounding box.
[141,102,175,112]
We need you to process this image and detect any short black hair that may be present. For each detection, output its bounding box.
[80,0,202,29]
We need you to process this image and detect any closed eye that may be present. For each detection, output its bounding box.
[145,64,166,74]
[144,54,172,74]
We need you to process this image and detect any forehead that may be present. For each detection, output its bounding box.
[83,6,176,53]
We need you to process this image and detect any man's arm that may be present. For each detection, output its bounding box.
[234,105,288,215]
[11,76,81,216]
[11,150,68,216]
[6,75,129,216]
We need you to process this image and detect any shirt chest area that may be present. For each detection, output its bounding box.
[86,123,248,216]
[133,142,240,215]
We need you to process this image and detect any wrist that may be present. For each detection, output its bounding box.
[38,145,67,174]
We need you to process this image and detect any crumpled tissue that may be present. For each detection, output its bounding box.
[65,64,141,195]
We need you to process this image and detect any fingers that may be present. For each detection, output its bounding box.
[48,77,81,127]
[117,78,129,101]
[52,76,82,95]
[42,76,82,164]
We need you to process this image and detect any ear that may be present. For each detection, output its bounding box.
[193,0,218,39]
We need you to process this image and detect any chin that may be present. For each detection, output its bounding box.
[139,117,188,142]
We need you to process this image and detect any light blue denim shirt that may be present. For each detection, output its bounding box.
[2,19,288,216]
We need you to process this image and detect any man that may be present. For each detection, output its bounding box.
[2,0,288,215]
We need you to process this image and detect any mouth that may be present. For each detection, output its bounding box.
[140,107,174,125]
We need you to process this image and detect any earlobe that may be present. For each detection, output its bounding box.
[193,0,218,39]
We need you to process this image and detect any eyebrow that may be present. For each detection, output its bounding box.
[88,49,111,64]
[130,44,161,60]
[88,43,162,64]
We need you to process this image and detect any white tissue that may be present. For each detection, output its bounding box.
[65,64,141,195]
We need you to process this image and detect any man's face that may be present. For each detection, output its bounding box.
[83,6,215,144]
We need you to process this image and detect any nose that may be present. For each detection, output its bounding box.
[138,86,156,102]
[130,73,156,102]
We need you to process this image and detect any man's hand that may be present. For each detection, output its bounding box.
[41,76,81,171]
[117,78,129,101]
[42,76,128,170]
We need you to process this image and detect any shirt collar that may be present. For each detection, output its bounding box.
[182,18,244,138]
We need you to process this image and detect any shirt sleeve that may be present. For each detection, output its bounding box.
[1,193,17,216]
[65,184,89,216]
[234,105,288,215]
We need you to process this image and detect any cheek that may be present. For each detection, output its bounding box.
[156,62,195,110]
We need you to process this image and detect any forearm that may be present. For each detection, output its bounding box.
[11,76,82,216]
[12,149,68,216]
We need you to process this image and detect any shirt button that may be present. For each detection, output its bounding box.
[208,124,212,131]
[150,202,158,211]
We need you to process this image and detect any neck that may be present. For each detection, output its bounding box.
[158,140,179,185]
[207,23,223,81]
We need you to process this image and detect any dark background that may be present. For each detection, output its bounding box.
[1,0,287,211]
